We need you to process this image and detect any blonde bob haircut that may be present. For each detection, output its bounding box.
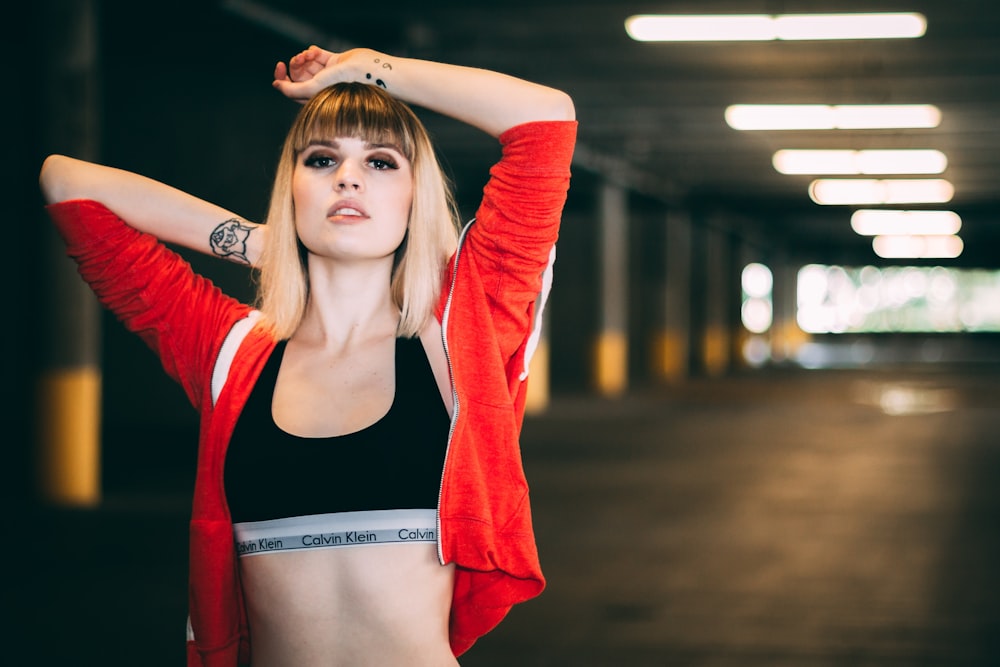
[257,82,460,339]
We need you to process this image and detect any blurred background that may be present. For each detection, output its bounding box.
[7,0,1000,664]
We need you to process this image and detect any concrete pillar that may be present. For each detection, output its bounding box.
[701,225,732,377]
[594,181,628,396]
[37,0,103,506]
[732,239,755,370]
[771,256,809,364]
[653,210,692,384]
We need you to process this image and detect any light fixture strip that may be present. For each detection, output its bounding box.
[773,149,947,175]
[872,235,964,259]
[626,13,926,42]
[726,104,941,131]
[809,179,954,205]
[851,210,962,236]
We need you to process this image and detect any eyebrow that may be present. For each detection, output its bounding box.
[304,139,403,152]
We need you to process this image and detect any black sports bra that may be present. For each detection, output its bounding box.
[225,336,450,524]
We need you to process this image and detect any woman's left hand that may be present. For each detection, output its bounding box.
[273,46,369,103]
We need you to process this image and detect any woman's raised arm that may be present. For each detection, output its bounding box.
[39,155,264,266]
[272,46,575,138]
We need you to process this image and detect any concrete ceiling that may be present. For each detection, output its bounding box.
[225,0,1000,267]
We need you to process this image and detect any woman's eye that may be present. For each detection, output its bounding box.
[303,154,335,168]
[369,157,399,170]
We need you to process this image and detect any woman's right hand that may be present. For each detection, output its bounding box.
[272,46,367,103]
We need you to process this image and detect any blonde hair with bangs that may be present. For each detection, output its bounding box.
[257,82,460,339]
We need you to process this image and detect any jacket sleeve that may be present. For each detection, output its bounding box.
[46,199,252,409]
[463,120,577,364]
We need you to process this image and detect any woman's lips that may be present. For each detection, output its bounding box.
[327,200,368,221]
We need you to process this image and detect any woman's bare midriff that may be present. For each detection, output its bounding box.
[240,542,458,666]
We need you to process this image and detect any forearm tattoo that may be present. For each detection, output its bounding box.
[210,218,253,265]
[365,57,392,89]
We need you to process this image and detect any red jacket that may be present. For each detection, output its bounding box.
[47,120,576,665]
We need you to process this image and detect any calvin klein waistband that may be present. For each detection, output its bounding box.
[233,509,437,557]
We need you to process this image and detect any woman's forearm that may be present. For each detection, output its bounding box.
[39,155,263,266]
[362,53,575,137]
[274,47,575,138]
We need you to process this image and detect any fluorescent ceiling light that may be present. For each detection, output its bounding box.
[774,149,947,175]
[809,179,954,205]
[625,13,926,42]
[726,104,941,130]
[873,235,964,259]
[851,210,962,236]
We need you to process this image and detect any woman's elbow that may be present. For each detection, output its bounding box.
[545,89,576,122]
[557,90,576,121]
[39,154,76,204]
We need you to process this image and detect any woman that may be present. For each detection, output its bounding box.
[40,45,575,666]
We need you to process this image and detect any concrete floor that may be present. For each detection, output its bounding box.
[14,365,1000,666]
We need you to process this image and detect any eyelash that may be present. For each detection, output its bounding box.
[301,153,399,171]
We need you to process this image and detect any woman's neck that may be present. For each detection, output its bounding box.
[295,255,399,349]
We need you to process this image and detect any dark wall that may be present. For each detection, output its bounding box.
[16,1,313,499]
[92,1,300,494]
[549,171,600,394]
[5,2,44,506]
[18,0,598,497]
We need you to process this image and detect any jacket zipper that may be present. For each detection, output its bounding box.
[436,220,473,564]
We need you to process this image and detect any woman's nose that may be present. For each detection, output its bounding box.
[335,161,363,191]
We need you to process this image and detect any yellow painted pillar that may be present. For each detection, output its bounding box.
[771,259,810,363]
[38,0,103,506]
[702,325,730,377]
[653,210,692,384]
[37,370,102,505]
[525,321,551,414]
[594,181,628,397]
[595,331,628,396]
[652,330,686,384]
[701,225,732,378]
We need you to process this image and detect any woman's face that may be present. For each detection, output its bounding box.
[292,135,413,264]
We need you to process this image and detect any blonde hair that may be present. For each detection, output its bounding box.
[257,82,460,339]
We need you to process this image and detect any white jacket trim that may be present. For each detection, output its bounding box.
[211,310,262,406]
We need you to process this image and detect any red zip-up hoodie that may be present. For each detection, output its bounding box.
[47,120,576,665]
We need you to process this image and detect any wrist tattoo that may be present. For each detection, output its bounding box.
[365,72,388,89]
[210,218,253,265]
[366,58,392,89]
